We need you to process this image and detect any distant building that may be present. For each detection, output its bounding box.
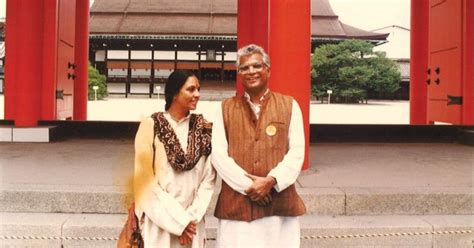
[369,25,411,100]
[89,0,388,97]
[371,25,410,59]
[0,2,389,98]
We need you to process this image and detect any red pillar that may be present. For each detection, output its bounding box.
[41,0,59,120]
[237,0,310,169]
[269,0,310,169]
[5,0,44,126]
[410,0,429,124]
[4,0,19,121]
[463,0,474,124]
[74,0,89,120]
[236,0,269,95]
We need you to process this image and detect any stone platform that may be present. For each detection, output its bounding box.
[1,140,472,247]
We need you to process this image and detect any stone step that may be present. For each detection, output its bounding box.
[1,184,471,216]
[1,212,472,248]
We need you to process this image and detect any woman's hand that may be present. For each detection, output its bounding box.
[179,220,197,245]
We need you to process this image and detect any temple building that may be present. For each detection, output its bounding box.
[89,0,389,97]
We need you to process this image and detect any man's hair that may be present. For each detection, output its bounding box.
[236,44,271,68]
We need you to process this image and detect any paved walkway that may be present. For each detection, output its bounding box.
[1,141,471,191]
[0,95,410,124]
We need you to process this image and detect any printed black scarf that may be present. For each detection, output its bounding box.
[151,112,212,172]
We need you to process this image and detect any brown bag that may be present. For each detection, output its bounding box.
[117,202,144,248]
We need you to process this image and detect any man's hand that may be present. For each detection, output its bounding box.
[179,220,196,245]
[255,193,273,206]
[244,174,276,202]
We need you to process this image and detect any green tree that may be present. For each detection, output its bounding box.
[311,40,400,103]
[88,63,108,100]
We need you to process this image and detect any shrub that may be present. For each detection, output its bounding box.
[88,63,107,100]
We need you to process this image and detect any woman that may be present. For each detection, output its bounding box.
[133,70,216,247]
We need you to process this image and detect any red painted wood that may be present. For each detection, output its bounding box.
[237,0,310,169]
[427,0,463,124]
[427,49,462,123]
[236,0,269,95]
[462,0,474,124]
[269,0,310,169]
[5,0,43,126]
[4,0,20,121]
[56,41,75,120]
[269,0,311,169]
[74,0,89,120]
[58,0,76,46]
[41,0,59,120]
[56,0,76,120]
[410,0,429,124]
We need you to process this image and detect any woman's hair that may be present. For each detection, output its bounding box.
[164,70,196,111]
[236,44,271,68]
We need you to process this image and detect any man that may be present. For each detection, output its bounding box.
[211,44,306,248]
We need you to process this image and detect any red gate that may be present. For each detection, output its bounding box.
[426,0,472,124]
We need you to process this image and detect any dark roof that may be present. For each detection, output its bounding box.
[90,0,388,41]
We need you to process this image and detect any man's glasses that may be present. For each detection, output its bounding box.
[238,63,266,74]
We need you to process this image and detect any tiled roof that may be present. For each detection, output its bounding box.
[90,0,388,41]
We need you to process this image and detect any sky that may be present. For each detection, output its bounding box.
[0,0,410,31]
[330,0,410,31]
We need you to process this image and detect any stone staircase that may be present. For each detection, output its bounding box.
[1,184,472,247]
[1,142,473,247]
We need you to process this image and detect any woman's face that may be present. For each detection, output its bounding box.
[173,76,201,111]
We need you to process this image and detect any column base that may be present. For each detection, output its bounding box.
[0,126,59,142]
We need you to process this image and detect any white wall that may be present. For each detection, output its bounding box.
[131,69,151,77]
[131,51,152,60]
[108,50,129,59]
[155,51,175,60]
[372,25,410,59]
[108,68,127,77]
[177,51,199,60]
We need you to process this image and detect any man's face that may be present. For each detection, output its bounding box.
[238,53,270,95]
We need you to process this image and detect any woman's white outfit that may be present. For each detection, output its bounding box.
[134,113,216,248]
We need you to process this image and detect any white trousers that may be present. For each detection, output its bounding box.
[216,216,300,248]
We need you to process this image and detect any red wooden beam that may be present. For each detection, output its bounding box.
[463,0,474,124]
[236,0,269,95]
[410,0,429,124]
[237,0,310,169]
[74,0,89,120]
[269,0,310,169]
[5,0,44,126]
[41,0,59,120]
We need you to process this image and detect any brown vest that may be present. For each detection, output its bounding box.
[214,91,306,221]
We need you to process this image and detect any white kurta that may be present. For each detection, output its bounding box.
[134,113,216,248]
[211,94,306,248]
